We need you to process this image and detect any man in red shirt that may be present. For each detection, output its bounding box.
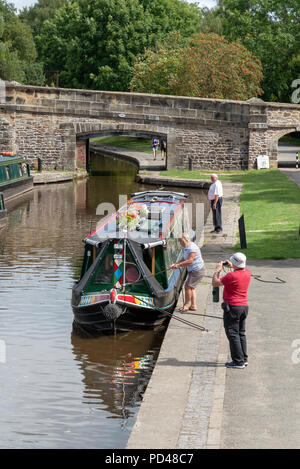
[212,252,251,369]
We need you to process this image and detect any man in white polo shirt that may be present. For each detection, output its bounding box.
[208,173,223,233]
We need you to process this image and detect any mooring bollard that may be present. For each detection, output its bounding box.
[238,214,247,249]
[37,157,42,172]
[296,151,299,169]
[188,157,193,171]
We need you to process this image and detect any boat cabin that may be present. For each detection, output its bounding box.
[0,153,33,201]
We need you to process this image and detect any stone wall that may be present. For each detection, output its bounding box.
[0,83,300,171]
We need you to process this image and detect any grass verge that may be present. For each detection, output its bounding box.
[160,169,300,259]
[90,136,153,154]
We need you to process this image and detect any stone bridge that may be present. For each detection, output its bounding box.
[0,83,299,171]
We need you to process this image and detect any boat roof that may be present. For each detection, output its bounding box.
[0,155,27,165]
[85,190,189,246]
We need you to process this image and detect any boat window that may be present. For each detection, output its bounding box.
[18,164,24,177]
[5,166,10,180]
[125,251,141,284]
[168,236,181,264]
[94,253,114,284]
[137,218,160,237]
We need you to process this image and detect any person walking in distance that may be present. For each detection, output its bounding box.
[160,138,167,159]
[152,137,159,160]
[208,173,223,233]
[212,253,251,369]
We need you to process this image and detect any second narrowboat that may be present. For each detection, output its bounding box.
[0,152,33,201]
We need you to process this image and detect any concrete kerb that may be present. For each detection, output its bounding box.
[32,170,88,185]
[126,180,243,449]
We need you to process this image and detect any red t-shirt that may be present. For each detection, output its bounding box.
[220,269,251,306]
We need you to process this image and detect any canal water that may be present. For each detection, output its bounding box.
[0,154,209,449]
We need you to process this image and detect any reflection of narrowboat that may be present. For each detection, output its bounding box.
[72,191,195,333]
[71,329,164,420]
[0,192,6,230]
[0,153,33,201]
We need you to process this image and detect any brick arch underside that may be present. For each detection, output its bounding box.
[74,122,169,141]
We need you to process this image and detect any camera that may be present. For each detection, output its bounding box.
[222,261,230,266]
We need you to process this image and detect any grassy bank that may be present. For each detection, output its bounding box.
[91,136,153,154]
[159,169,300,259]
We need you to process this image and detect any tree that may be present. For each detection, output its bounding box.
[19,0,67,37]
[130,32,263,100]
[0,0,45,84]
[219,0,300,102]
[37,0,203,91]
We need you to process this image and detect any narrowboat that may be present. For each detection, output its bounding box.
[72,191,195,334]
[0,153,33,201]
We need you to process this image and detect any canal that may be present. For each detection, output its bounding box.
[0,154,209,449]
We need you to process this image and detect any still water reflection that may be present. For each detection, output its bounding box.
[0,154,209,449]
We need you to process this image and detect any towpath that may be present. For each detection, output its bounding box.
[127,170,300,449]
[90,142,166,171]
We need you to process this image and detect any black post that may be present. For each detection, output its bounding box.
[238,214,247,249]
[37,157,42,172]
[188,157,193,171]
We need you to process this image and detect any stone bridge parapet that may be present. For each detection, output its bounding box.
[1,83,299,171]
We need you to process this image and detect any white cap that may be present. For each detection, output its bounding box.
[230,252,246,268]
[211,173,218,179]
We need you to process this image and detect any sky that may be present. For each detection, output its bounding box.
[12,0,217,13]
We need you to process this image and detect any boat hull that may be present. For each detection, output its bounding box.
[72,267,186,334]
[0,177,33,201]
[72,300,173,334]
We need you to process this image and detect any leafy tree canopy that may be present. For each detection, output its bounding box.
[219,0,300,102]
[37,0,203,90]
[0,0,45,84]
[130,32,263,100]
[19,0,67,39]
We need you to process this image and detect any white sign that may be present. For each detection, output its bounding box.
[257,155,269,169]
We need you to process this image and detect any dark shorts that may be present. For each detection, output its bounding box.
[186,267,206,288]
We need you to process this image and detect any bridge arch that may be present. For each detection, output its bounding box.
[73,122,172,170]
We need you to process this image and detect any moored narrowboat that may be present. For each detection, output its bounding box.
[0,153,33,201]
[72,191,195,334]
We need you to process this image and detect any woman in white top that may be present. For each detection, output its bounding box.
[170,234,205,312]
